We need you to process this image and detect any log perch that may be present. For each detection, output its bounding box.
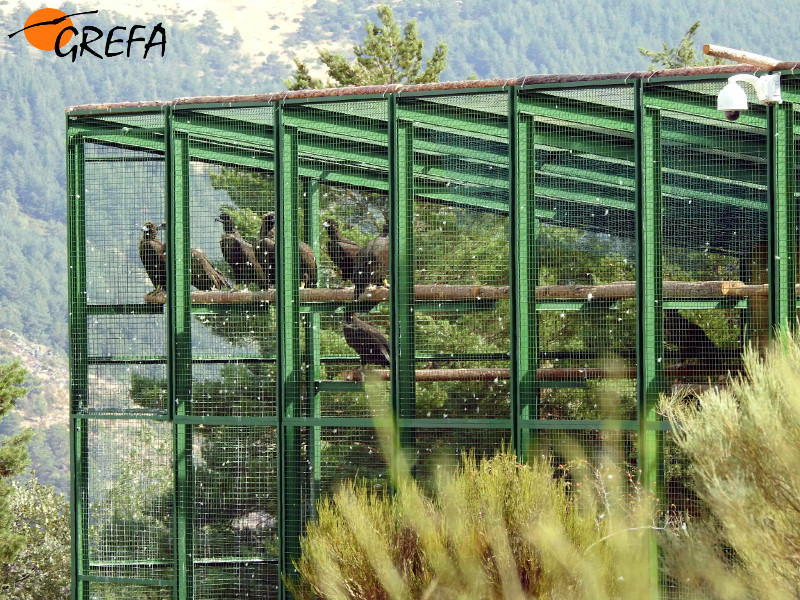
[144,280,788,305]
[341,365,730,382]
[703,44,782,71]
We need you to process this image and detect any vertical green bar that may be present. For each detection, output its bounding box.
[767,102,796,333]
[275,103,302,596]
[508,89,539,458]
[67,128,89,600]
[635,82,664,598]
[389,96,416,477]
[302,177,322,511]
[166,112,193,600]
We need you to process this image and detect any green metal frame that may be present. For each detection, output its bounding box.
[67,73,800,600]
[635,81,665,596]
[389,96,417,477]
[167,112,194,600]
[67,129,89,600]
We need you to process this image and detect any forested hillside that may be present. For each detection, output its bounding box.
[292,0,800,80]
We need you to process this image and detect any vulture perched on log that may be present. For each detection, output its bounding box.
[664,309,719,365]
[254,212,277,287]
[191,248,230,291]
[255,211,318,288]
[139,221,166,289]
[215,212,266,287]
[343,311,390,367]
[322,218,361,284]
[353,222,389,300]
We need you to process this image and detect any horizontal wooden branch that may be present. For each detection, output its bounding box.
[341,364,730,382]
[703,44,782,70]
[144,280,790,305]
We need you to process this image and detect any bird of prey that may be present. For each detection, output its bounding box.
[139,221,166,289]
[191,248,230,291]
[255,211,318,288]
[353,222,389,300]
[322,218,361,285]
[215,212,266,288]
[343,311,390,367]
[664,309,719,365]
[254,212,277,287]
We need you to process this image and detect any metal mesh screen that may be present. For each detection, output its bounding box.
[68,73,799,598]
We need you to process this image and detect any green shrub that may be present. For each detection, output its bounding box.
[661,330,800,599]
[289,449,657,599]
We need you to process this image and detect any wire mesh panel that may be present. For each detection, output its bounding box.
[86,419,173,581]
[648,81,768,386]
[409,93,511,424]
[69,110,172,598]
[191,424,279,599]
[411,427,511,488]
[522,85,638,417]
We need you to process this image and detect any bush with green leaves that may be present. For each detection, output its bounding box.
[289,449,658,599]
[661,330,800,599]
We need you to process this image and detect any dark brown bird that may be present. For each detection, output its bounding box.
[215,212,266,288]
[353,222,389,300]
[254,212,277,287]
[139,221,166,289]
[191,248,230,291]
[664,309,719,364]
[343,311,390,366]
[255,212,318,288]
[322,218,361,284]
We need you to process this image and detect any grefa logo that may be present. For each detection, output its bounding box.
[7,8,166,61]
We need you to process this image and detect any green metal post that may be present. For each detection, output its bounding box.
[67,129,89,600]
[635,82,665,599]
[166,112,194,600]
[275,104,302,597]
[509,89,539,459]
[302,177,322,514]
[389,96,416,479]
[767,102,797,334]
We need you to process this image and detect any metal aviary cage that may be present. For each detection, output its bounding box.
[67,65,799,599]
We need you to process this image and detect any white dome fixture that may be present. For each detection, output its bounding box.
[717,73,782,121]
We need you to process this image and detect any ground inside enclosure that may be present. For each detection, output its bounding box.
[67,70,800,598]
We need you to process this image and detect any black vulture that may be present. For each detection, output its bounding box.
[322,218,361,284]
[190,248,230,291]
[343,311,390,367]
[255,211,318,288]
[254,212,276,287]
[215,212,266,287]
[139,221,166,289]
[353,222,389,300]
[664,309,719,365]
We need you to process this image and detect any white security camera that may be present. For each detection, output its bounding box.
[718,73,782,121]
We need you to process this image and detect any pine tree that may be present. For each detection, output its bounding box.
[0,361,32,562]
[284,4,447,90]
[638,21,727,70]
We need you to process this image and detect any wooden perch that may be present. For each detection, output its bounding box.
[703,44,782,71]
[341,365,728,383]
[144,280,784,305]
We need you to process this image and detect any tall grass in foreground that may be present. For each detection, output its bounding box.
[289,447,658,599]
[660,330,800,599]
